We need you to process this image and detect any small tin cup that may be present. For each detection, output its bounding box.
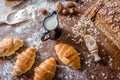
[41,11,62,41]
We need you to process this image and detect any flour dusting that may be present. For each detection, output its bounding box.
[56,65,88,80]
[0,61,13,80]
[26,28,44,49]
[15,25,31,34]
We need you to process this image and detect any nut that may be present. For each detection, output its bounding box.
[69,7,76,14]
[62,9,69,15]
[40,8,48,15]
[77,6,81,10]
[54,1,64,13]
[74,6,81,14]
[66,1,75,8]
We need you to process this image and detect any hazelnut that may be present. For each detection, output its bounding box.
[69,8,76,14]
[54,1,64,13]
[40,8,48,15]
[75,6,81,14]
[66,1,75,8]
[62,9,69,15]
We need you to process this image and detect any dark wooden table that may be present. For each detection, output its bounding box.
[0,0,120,80]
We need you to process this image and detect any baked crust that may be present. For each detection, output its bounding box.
[0,38,24,57]
[12,47,36,76]
[85,0,120,50]
[55,43,81,69]
[34,58,56,80]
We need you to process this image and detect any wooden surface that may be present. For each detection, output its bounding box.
[0,0,120,80]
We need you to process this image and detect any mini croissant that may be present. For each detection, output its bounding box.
[12,47,36,76]
[0,38,24,57]
[34,58,56,80]
[55,43,81,69]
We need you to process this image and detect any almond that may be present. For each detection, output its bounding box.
[66,1,75,8]
[54,1,64,13]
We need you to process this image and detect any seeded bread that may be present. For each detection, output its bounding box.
[85,0,120,49]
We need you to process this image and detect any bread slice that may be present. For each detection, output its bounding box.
[85,0,120,49]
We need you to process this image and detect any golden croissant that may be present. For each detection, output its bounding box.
[55,43,81,69]
[0,38,24,57]
[12,47,36,76]
[34,58,56,80]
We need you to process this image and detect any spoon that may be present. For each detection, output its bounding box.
[5,0,24,7]
[0,9,29,25]
[84,35,101,62]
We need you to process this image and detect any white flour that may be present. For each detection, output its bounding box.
[56,65,88,80]
[7,5,43,25]
[0,0,55,25]
[26,28,44,49]
[15,25,31,34]
[0,61,14,80]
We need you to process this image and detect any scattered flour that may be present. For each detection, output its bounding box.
[0,61,14,80]
[0,0,55,25]
[26,28,44,49]
[56,65,88,80]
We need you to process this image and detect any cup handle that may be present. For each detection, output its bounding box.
[41,31,50,41]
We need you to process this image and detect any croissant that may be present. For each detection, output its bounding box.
[55,43,80,69]
[34,58,56,80]
[0,38,24,57]
[12,47,36,76]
